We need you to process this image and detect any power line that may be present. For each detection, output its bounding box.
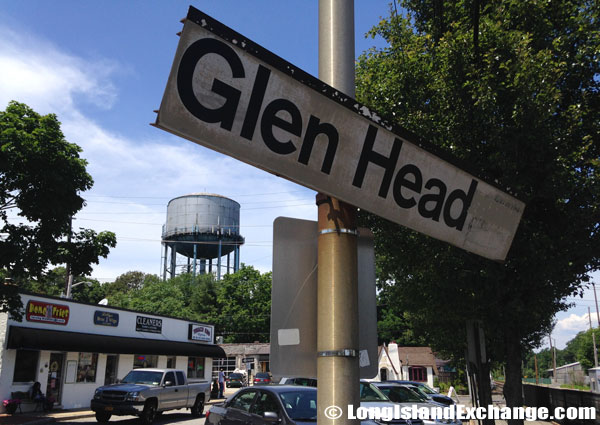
[84,189,310,199]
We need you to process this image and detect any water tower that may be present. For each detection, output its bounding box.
[161,193,244,280]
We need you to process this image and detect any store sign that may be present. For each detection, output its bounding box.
[94,311,119,327]
[136,315,162,334]
[188,324,214,343]
[26,300,69,325]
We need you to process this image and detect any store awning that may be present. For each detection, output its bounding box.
[7,326,226,358]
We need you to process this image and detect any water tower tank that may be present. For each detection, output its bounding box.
[161,193,244,279]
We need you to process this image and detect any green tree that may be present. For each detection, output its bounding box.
[217,265,271,343]
[0,101,117,317]
[103,271,158,297]
[18,266,104,303]
[127,279,195,319]
[562,328,600,372]
[356,0,599,420]
[105,268,271,342]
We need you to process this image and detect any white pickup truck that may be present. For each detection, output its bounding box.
[91,368,211,424]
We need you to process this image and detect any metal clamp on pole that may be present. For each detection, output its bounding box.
[318,349,358,358]
[318,228,359,236]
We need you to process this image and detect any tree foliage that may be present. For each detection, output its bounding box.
[0,101,116,317]
[355,0,599,416]
[105,266,271,343]
[217,266,271,343]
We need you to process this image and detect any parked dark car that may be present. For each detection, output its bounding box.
[388,380,455,405]
[253,372,273,385]
[278,377,317,387]
[206,385,382,425]
[369,382,460,425]
[206,385,317,425]
[226,372,247,388]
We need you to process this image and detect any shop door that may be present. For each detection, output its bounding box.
[47,353,64,405]
[104,355,118,385]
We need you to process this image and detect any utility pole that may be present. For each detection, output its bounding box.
[317,2,359,425]
[594,282,600,328]
[64,216,73,296]
[549,335,556,384]
[589,307,598,368]
[534,354,539,384]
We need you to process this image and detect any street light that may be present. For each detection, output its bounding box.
[66,279,93,298]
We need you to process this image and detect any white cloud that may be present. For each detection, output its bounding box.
[0,22,316,280]
[552,313,592,349]
[0,26,117,116]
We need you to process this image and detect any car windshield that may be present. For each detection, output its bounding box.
[378,386,428,403]
[417,384,437,395]
[409,386,432,399]
[256,373,270,378]
[121,371,163,385]
[279,390,317,421]
[360,382,389,402]
[229,373,243,379]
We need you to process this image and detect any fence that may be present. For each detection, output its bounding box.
[523,377,552,385]
[523,383,600,424]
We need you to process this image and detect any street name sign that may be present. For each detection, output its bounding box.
[270,217,378,379]
[155,7,525,261]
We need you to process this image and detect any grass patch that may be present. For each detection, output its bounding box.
[560,384,590,391]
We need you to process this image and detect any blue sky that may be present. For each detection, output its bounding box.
[1,1,597,350]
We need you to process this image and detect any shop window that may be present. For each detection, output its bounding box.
[167,356,176,369]
[76,353,98,383]
[13,350,39,383]
[409,366,427,382]
[133,355,158,369]
[188,357,206,379]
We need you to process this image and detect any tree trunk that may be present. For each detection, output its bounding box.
[503,331,524,425]
[477,361,494,425]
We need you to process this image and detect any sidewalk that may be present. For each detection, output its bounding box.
[0,387,237,425]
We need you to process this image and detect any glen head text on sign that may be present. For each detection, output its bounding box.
[156,7,525,261]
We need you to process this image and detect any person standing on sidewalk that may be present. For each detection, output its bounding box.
[218,369,225,398]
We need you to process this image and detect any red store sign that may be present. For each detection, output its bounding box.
[26,300,70,325]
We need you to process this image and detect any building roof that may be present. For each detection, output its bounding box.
[220,343,270,356]
[546,361,581,372]
[378,344,399,375]
[397,346,439,374]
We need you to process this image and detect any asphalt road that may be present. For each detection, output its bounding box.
[58,409,206,425]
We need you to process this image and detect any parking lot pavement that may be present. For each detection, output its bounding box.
[0,397,229,425]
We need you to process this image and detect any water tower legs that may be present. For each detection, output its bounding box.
[234,245,240,272]
[217,240,222,280]
[170,243,177,279]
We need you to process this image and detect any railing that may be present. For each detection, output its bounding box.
[161,224,240,239]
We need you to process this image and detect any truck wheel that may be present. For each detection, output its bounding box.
[95,412,112,423]
[191,396,204,417]
[140,401,157,425]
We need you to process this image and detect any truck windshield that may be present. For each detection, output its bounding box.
[122,371,163,385]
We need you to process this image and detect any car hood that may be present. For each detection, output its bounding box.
[97,383,150,392]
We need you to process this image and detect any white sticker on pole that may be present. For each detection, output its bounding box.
[278,328,300,346]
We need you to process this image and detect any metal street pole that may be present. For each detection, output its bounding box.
[317,1,360,425]
[534,354,539,384]
[549,335,556,384]
[594,282,600,328]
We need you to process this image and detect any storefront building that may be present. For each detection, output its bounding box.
[0,292,225,412]
[214,343,270,382]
